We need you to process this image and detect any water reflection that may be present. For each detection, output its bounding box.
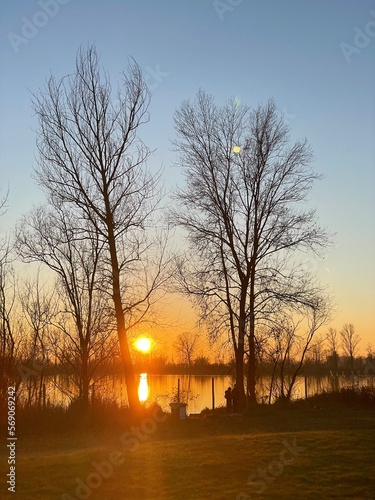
[17,373,375,413]
[138,373,149,402]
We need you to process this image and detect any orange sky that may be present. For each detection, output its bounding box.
[135,291,374,361]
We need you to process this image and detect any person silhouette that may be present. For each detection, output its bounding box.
[224,387,232,413]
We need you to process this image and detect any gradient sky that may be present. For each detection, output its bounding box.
[1,0,374,352]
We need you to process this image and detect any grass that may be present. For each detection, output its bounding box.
[1,395,375,499]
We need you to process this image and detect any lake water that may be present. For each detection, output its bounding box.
[21,372,374,414]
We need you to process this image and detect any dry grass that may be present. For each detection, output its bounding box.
[1,400,374,499]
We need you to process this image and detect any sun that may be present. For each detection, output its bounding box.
[232,145,241,154]
[135,337,152,353]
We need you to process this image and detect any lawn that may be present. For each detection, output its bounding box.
[1,402,374,499]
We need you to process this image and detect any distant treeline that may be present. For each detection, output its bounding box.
[15,353,374,379]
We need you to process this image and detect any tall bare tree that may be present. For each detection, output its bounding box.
[31,45,160,412]
[0,244,16,399]
[175,331,200,369]
[172,91,331,402]
[0,192,20,405]
[279,301,330,401]
[340,323,361,372]
[17,204,117,411]
[326,327,339,373]
[18,271,55,408]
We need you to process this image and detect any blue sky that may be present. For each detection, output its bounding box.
[0,0,374,348]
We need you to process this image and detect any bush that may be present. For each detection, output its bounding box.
[295,386,375,409]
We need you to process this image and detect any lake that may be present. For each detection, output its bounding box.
[20,372,374,414]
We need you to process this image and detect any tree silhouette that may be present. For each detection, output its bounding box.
[340,323,361,372]
[0,190,18,406]
[31,45,160,412]
[326,327,339,373]
[17,204,116,411]
[175,331,200,369]
[172,91,331,401]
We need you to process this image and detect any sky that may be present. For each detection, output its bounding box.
[0,0,374,353]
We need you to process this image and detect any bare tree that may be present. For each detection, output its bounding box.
[16,203,117,411]
[266,298,330,402]
[31,45,161,412]
[282,300,330,401]
[340,323,361,372]
[309,333,326,364]
[18,272,55,408]
[366,343,374,360]
[0,244,17,400]
[0,193,20,407]
[326,327,339,373]
[171,91,331,401]
[175,331,200,369]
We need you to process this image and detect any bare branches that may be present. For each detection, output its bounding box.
[171,90,333,399]
[28,45,164,411]
[0,189,9,218]
[15,201,115,410]
[32,47,156,239]
[340,323,361,371]
[174,331,201,368]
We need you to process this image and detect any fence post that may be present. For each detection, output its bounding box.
[212,377,215,412]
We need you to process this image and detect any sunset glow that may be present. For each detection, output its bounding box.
[138,373,149,402]
[135,337,152,353]
[1,2,373,497]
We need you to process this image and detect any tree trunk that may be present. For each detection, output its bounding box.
[268,359,278,405]
[247,266,257,403]
[107,218,139,413]
[247,331,256,403]
[235,341,244,394]
[81,343,89,412]
[236,305,247,396]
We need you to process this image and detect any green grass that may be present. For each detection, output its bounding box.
[1,402,375,499]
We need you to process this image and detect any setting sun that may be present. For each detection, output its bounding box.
[135,337,152,353]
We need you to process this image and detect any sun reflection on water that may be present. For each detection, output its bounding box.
[138,373,149,402]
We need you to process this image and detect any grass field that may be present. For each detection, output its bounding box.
[1,397,375,499]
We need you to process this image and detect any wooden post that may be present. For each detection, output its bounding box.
[304,376,308,399]
[177,378,180,403]
[212,377,215,412]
